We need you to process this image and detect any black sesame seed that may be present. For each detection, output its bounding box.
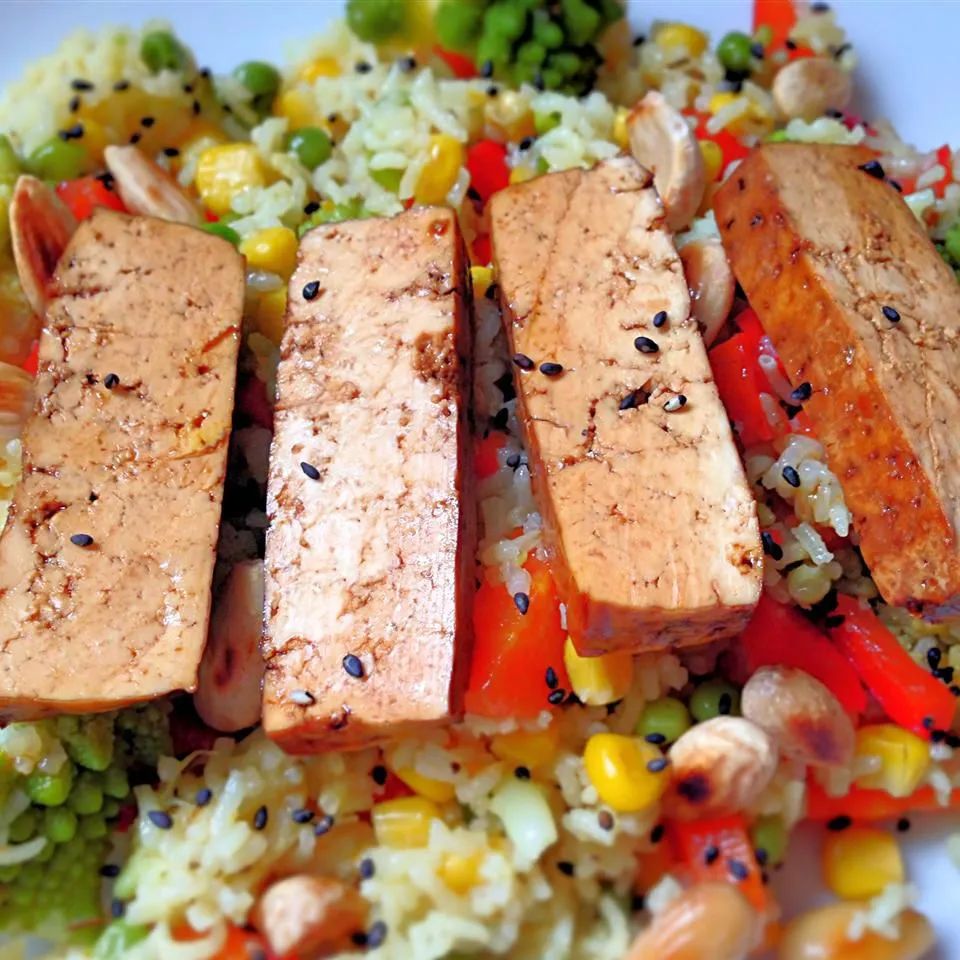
[533,71,545,92]
[934,666,955,683]
[947,732,960,748]
[644,732,667,745]
[292,808,315,824]
[547,688,566,705]
[512,353,535,371]
[824,614,846,628]
[896,817,911,832]
[314,814,335,836]
[652,310,668,328]
[163,146,180,158]
[147,810,173,830]
[619,390,640,411]
[781,464,801,488]
[70,533,94,547]
[300,461,321,480]
[761,531,784,561]
[110,898,125,919]
[663,394,687,413]
[650,823,665,844]
[951,685,960,697]
[825,108,844,119]
[104,373,120,389]
[113,80,130,92]
[545,665,559,689]
[718,692,733,715]
[750,42,765,59]
[183,82,195,94]
[931,729,947,744]
[703,844,720,865]
[351,932,369,948]
[95,171,115,189]
[371,764,388,786]
[514,765,531,780]
[359,857,375,879]
[519,136,534,151]
[399,56,417,72]
[192,99,201,116]
[755,847,769,866]
[355,61,373,74]
[728,858,750,881]
[598,810,614,831]
[486,85,499,98]
[304,200,320,215]
[790,381,813,403]
[506,453,522,469]
[927,647,943,669]
[129,132,142,145]
[781,560,805,574]
[646,757,669,773]
[923,715,934,730]
[557,860,575,876]
[367,920,388,949]
[253,805,268,830]
[889,179,903,192]
[303,280,321,300]
[631,893,646,911]
[60,123,84,141]
[634,335,659,354]
[199,67,212,79]
[811,1,831,10]
[343,654,364,679]
[858,159,885,180]
[141,116,156,128]
[480,59,494,78]
[513,591,530,615]
[490,407,509,431]
[539,361,564,376]
[882,304,900,323]
[466,186,482,203]
[833,42,852,59]
[826,814,852,831]
[71,78,94,91]
[68,95,81,113]
[786,39,797,50]
[195,788,213,807]
[99,863,121,878]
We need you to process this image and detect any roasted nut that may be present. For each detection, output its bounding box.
[251,874,367,958]
[667,716,777,819]
[778,903,934,960]
[742,665,855,768]
[627,90,706,231]
[679,239,734,347]
[9,174,77,316]
[772,58,853,122]
[104,144,201,225]
[625,883,761,960]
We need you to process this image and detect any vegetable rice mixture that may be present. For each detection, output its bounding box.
[0,1,958,958]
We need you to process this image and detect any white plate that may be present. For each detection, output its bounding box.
[1,2,959,956]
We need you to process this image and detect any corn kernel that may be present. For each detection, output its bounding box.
[415,134,465,206]
[470,265,493,297]
[699,139,724,181]
[583,733,668,813]
[439,851,482,893]
[613,106,630,151]
[371,796,440,849]
[274,88,318,129]
[655,23,709,58]
[854,724,930,798]
[508,165,535,185]
[822,826,904,900]
[489,725,559,771]
[394,766,456,804]
[298,57,341,83]
[564,637,633,707]
[708,91,739,115]
[251,286,287,345]
[196,144,268,216]
[240,227,299,279]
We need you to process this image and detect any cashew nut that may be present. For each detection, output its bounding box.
[627,91,705,231]
[104,144,201,225]
[679,239,735,347]
[772,58,853,122]
[625,883,761,960]
[667,716,777,819]
[742,665,855,768]
[8,175,77,317]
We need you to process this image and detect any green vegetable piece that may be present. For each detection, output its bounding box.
[0,864,21,883]
[44,806,78,844]
[79,813,108,840]
[533,110,562,135]
[689,679,741,722]
[752,24,774,49]
[26,761,75,807]
[371,167,404,192]
[484,2,528,42]
[475,33,511,69]
[750,814,788,866]
[234,61,281,100]
[533,16,564,50]
[597,0,622,25]
[8,808,37,844]
[297,197,369,237]
[765,129,790,143]
[549,50,581,78]
[69,772,104,816]
[93,921,150,960]
[59,713,114,772]
[517,41,546,67]
[536,155,550,174]
[636,696,692,744]
[140,31,188,74]
[346,0,406,42]
[717,31,754,75]
[25,137,87,182]
[101,765,129,801]
[201,221,242,246]
[435,0,485,53]
[102,797,121,819]
[944,221,960,266]
[285,126,333,170]
[0,135,21,186]
[561,0,600,46]
[540,66,563,90]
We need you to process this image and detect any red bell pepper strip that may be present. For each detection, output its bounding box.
[434,45,477,79]
[55,176,126,220]
[471,232,491,266]
[805,780,960,822]
[667,814,769,912]
[752,0,797,49]
[828,595,957,737]
[21,341,39,376]
[742,593,867,716]
[465,140,510,204]
[475,431,506,480]
[465,555,569,718]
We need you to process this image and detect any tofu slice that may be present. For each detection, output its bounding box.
[715,144,960,618]
[0,210,243,717]
[490,157,762,655]
[262,208,475,752]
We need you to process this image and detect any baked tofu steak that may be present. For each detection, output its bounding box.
[0,210,243,717]
[262,207,475,753]
[715,144,960,618]
[490,156,762,655]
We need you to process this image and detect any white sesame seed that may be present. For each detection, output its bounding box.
[663,394,688,412]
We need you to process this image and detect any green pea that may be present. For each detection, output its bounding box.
[561,0,600,46]
[435,0,484,53]
[140,31,188,74]
[717,31,754,75]
[750,814,788,866]
[0,864,20,883]
[0,135,21,186]
[44,806,78,844]
[8,808,37,843]
[549,51,581,78]
[233,61,281,102]
[346,0,406,42]
[201,221,242,246]
[79,813,108,840]
[285,127,333,170]
[517,41,546,67]
[26,760,75,807]
[34,838,55,863]
[25,137,87,182]
[484,2,528,42]
[371,167,404,192]
[60,713,114,771]
[101,765,129,801]
[69,772,104,815]
[689,679,741,722]
[533,16,564,50]
[540,66,564,90]
[944,222,960,266]
[102,797,121,819]
[636,696,692,745]
[534,110,562,136]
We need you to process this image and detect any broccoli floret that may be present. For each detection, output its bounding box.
[114,702,172,768]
